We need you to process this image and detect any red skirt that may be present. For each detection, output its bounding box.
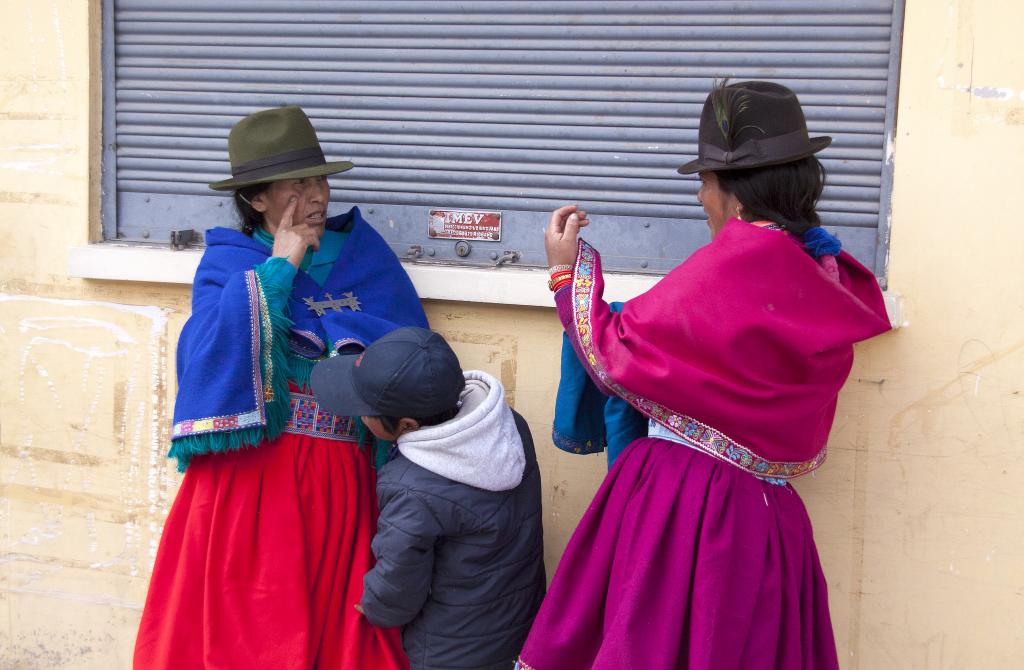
[133,430,408,670]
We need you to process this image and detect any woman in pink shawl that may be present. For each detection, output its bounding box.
[516,81,891,670]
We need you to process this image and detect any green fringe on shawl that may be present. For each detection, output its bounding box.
[349,416,395,469]
[286,352,318,391]
[258,269,294,444]
[168,269,293,472]
[169,426,268,473]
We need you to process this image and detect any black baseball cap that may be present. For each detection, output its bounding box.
[310,327,464,418]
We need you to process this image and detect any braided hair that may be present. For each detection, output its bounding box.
[715,156,826,236]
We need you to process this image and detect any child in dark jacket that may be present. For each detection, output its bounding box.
[311,327,545,670]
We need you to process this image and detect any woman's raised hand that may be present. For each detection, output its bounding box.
[271,196,321,268]
[544,204,590,267]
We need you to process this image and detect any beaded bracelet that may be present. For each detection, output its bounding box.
[548,264,573,274]
[549,277,572,293]
[548,278,571,291]
[547,270,572,291]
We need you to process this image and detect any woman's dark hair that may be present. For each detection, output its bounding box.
[234,183,271,236]
[374,404,462,436]
[715,156,826,235]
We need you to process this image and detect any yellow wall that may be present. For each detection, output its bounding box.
[0,1,1021,667]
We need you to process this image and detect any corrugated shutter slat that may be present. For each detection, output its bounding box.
[108,0,899,275]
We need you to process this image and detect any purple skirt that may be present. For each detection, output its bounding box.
[518,438,839,670]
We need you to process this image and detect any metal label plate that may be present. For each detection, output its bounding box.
[428,209,501,241]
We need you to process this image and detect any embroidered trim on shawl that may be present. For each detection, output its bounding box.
[284,390,359,441]
[254,270,276,401]
[333,337,364,351]
[569,240,826,480]
[552,428,605,455]
[249,269,269,416]
[294,328,326,349]
[648,419,788,485]
[172,269,267,438]
[289,328,327,358]
[173,410,264,438]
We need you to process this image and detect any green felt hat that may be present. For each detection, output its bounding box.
[208,106,353,191]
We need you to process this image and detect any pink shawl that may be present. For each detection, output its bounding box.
[561,217,891,478]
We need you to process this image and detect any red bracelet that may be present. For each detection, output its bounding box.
[547,270,572,291]
[549,277,572,293]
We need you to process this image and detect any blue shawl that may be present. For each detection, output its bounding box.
[169,206,427,470]
[552,302,647,468]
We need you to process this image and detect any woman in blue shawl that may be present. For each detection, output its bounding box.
[134,106,421,670]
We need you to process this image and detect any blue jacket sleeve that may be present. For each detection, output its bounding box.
[360,483,443,628]
[552,300,646,465]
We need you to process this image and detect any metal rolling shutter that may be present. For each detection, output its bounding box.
[104,0,903,277]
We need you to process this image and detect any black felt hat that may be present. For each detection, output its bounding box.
[677,80,831,175]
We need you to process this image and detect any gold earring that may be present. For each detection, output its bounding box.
[735,206,744,220]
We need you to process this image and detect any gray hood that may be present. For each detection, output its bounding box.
[397,370,525,491]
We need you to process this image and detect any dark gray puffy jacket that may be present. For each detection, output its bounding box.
[360,372,545,670]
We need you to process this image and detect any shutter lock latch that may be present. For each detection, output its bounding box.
[170,229,197,250]
[494,250,520,267]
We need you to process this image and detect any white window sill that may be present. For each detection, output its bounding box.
[68,243,903,327]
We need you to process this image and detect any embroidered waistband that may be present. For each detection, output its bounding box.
[284,390,359,441]
[647,420,787,486]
